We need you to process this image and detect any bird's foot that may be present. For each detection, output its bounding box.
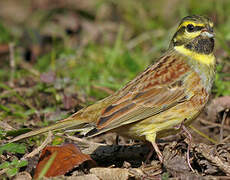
[181,124,195,173]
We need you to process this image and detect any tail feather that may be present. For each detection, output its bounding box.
[8,117,87,143]
[8,95,116,143]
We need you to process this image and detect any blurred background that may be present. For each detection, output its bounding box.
[0,0,229,144]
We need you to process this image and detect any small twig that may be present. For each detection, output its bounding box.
[220,109,230,143]
[200,125,219,130]
[222,134,230,143]
[9,43,15,87]
[220,110,227,142]
[63,134,105,155]
[63,134,105,147]
[23,131,53,159]
[199,118,230,131]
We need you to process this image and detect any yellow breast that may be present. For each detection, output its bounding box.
[174,45,215,66]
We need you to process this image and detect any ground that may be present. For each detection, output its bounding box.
[0,0,230,179]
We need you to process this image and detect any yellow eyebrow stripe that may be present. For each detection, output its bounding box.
[177,21,204,31]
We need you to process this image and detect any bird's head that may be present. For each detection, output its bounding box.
[170,15,214,55]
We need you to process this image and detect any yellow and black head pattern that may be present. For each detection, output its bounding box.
[170,15,214,55]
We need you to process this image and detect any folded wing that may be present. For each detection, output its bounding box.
[91,50,192,135]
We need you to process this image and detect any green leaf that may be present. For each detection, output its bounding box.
[6,128,32,137]
[16,160,28,168]
[0,143,26,155]
[0,162,10,169]
[11,159,19,166]
[6,167,18,177]
[0,105,11,113]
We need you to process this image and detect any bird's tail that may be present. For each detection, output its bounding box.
[8,94,116,143]
[8,114,89,143]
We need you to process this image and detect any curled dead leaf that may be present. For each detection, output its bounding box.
[34,143,95,178]
[206,96,230,122]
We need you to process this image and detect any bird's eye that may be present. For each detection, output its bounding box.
[186,24,195,32]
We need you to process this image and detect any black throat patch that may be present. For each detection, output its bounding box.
[185,37,214,54]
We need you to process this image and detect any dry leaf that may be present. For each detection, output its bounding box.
[34,143,94,178]
[206,96,230,122]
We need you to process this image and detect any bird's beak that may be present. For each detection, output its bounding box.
[201,28,214,38]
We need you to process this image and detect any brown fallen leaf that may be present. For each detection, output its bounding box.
[34,143,95,178]
[206,96,230,123]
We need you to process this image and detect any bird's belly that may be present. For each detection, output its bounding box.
[114,99,205,141]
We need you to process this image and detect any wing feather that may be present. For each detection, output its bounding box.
[95,50,192,133]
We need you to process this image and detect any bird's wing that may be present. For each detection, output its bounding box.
[92,50,193,134]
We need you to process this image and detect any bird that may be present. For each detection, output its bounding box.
[9,15,216,164]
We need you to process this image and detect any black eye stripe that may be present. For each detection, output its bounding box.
[180,25,204,32]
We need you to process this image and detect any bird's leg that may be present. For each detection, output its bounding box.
[145,133,163,163]
[152,141,163,163]
[180,123,195,173]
